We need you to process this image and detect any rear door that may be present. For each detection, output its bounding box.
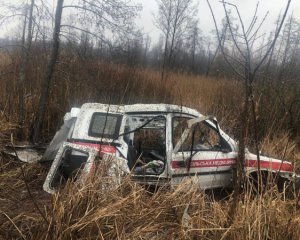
[170,116,237,189]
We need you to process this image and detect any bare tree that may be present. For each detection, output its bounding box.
[0,0,51,140]
[185,19,201,72]
[269,15,300,139]
[32,0,141,142]
[17,0,35,139]
[207,0,291,223]
[155,0,197,81]
[32,0,64,143]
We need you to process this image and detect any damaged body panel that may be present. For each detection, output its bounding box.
[43,142,98,194]
[42,103,297,194]
[43,142,129,194]
[40,107,80,162]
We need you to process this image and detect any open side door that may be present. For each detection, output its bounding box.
[43,142,98,194]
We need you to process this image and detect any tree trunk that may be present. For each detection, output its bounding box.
[17,7,28,140]
[160,0,173,82]
[228,80,250,223]
[18,0,35,140]
[32,0,64,143]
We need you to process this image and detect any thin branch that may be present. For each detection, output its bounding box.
[60,24,112,47]
[253,0,292,75]
[224,52,246,67]
[221,1,246,60]
[248,11,269,42]
[0,13,27,26]
[252,37,272,54]
[249,32,261,52]
[206,0,245,79]
[245,2,259,36]
[34,1,55,21]
[10,141,50,226]
[59,30,82,42]
[62,4,130,32]
[223,1,252,73]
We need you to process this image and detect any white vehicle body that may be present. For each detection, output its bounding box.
[43,103,295,193]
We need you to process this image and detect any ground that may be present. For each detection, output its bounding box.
[0,153,300,240]
[0,155,50,239]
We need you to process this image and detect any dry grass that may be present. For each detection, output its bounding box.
[0,52,244,141]
[0,113,16,151]
[1,161,299,240]
[0,52,297,142]
[0,159,50,239]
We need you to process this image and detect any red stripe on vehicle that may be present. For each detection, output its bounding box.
[172,158,236,169]
[172,158,293,173]
[245,159,293,172]
[73,142,116,154]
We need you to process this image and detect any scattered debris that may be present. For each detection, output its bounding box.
[3,148,42,163]
[3,143,46,163]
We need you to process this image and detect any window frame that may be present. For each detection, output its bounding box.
[123,114,167,176]
[172,116,230,152]
[88,112,123,139]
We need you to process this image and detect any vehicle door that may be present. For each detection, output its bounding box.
[171,115,237,189]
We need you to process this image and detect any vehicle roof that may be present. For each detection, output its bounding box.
[81,103,201,116]
[81,103,124,113]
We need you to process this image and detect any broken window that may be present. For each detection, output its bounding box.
[123,116,166,175]
[173,117,224,152]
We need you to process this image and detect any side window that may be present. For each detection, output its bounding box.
[173,117,224,152]
[192,122,221,150]
[88,113,122,139]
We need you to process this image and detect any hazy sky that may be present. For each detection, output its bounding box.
[137,0,300,43]
[1,0,299,44]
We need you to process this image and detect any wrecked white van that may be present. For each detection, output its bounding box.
[42,103,297,194]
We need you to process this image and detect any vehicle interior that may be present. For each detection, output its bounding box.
[123,115,166,175]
